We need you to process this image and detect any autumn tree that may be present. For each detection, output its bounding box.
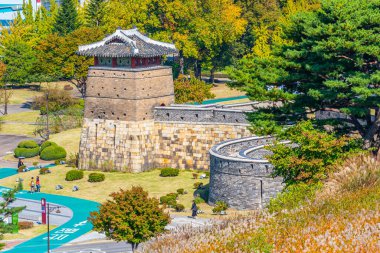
[268,121,361,185]
[35,27,104,97]
[89,187,170,251]
[174,74,215,104]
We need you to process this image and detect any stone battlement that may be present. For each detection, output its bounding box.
[208,136,287,210]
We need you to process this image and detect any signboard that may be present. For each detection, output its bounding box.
[11,213,18,233]
[41,198,47,224]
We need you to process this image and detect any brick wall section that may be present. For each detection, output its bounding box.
[79,119,251,172]
[154,122,251,169]
[85,66,174,121]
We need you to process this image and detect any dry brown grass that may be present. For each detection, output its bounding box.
[210,84,245,99]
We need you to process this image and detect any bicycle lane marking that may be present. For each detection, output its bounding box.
[0,187,99,253]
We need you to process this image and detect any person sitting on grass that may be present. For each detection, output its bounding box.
[17,158,24,168]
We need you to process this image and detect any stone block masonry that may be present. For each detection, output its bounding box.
[79,119,251,172]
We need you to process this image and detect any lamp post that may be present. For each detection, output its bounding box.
[46,203,62,253]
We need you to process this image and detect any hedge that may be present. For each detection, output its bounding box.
[160,168,179,177]
[40,145,67,161]
[175,203,185,212]
[19,221,34,230]
[88,173,105,182]
[17,140,38,149]
[160,193,178,207]
[65,170,84,181]
[40,141,57,151]
[14,147,40,158]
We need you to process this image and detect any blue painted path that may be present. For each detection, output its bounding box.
[0,167,100,253]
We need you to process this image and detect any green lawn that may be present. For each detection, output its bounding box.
[0,111,40,123]
[0,166,213,217]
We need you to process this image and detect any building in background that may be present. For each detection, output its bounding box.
[0,0,85,28]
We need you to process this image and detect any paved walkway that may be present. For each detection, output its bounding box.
[0,134,41,157]
[2,103,33,115]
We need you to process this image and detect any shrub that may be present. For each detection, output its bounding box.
[204,171,210,177]
[40,167,49,175]
[268,183,321,213]
[175,203,185,212]
[193,182,203,189]
[17,179,23,191]
[65,170,84,181]
[88,173,105,182]
[40,141,57,151]
[32,162,38,167]
[160,168,179,177]
[176,188,185,195]
[212,201,228,214]
[67,153,79,168]
[18,221,34,230]
[17,140,38,148]
[268,121,361,185]
[194,196,205,204]
[40,145,67,160]
[14,147,40,158]
[160,193,178,207]
[192,173,198,179]
[17,165,26,172]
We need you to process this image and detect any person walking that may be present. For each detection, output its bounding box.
[191,200,198,219]
[30,177,35,193]
[36,176,41,192]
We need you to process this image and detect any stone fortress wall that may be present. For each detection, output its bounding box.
[79,103,255,172]
[208,136,289,210]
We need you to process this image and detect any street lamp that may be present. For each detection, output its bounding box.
[45,202,62,253]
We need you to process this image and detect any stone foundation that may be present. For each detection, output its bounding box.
[79,119,251,172]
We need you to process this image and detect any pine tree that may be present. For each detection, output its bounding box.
[53,0,79,36]
[85,0,105,27]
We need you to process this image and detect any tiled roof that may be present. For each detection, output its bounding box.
[77,28,177,58]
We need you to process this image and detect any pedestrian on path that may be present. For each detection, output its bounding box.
[191,200,198,219]
[30,177,35,193]
[36,176,41,192]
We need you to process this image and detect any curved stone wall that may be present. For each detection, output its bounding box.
[208,136,287,210]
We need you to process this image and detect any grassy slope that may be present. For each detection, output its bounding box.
[140,155,380,252]
[0,166,214,217]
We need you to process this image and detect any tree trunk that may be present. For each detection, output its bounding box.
[131,242,139,252]
[209,66,216,84]
[180,55,184,75]
[363,109,380,149]
[4,87,8,115]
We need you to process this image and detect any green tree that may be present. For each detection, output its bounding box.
[85,0,106,27]
[53,0,79,36]
[268,121,361,185]
[0,188,25,248]
[89,187,170,251]
[2,41,37,85]
[174,74,215,104]
[229,0,380,149]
